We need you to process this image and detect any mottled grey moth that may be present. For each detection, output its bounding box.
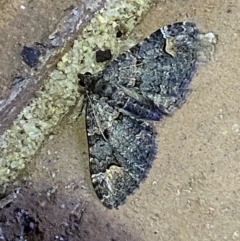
[78,22,216,209]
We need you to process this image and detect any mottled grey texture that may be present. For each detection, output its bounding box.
[87,97,156,209]
[100,22,200,115]
[80,22,206,209]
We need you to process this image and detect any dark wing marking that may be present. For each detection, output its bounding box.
[86,94,156,209]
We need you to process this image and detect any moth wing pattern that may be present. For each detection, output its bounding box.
[86,94,156,209]
[100,22,202,115]
[80,22,216,209]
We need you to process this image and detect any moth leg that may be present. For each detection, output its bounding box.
[66,95,86,123]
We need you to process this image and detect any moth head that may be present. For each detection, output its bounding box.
[78,72,115,98]
[78,72,98,92]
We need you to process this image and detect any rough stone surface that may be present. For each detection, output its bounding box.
[0,0,240,240]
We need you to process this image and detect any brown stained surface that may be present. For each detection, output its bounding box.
[0,0,80,100]
[1,0,240,240]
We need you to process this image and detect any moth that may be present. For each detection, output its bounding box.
[78,22,216,209]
